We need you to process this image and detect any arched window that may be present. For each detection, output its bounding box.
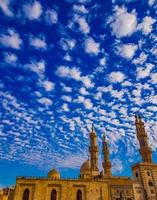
[22,189,30,200]
[135,172,138,177]
[148,180,153,187]
[77,189,82,200]
[51,189,57,200]
[147,171,150,176]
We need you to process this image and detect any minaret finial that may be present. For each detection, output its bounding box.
[91,123,94,132]
[135,115,138,121]
[103,133,106,141]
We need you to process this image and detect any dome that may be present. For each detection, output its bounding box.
[48,168,60,179]
[80,159,91,173]
[80,160,91,179]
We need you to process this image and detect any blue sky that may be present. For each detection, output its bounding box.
[0,0,157,187]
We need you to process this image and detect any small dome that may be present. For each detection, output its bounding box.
[80,159,91,173]
[48,168,60,179]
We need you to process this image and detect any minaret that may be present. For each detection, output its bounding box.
[102,134,112,177]
[89,125,99,177]
[135,115,152,163]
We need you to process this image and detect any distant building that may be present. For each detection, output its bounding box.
[0,187,14,200]
[12,116,157,200]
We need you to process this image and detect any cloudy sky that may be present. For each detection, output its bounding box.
[0,0,157,187]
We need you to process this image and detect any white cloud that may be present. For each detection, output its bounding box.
[78,0,91,3]
[4,52,17,64]
[0,29,22,49]
[132,88,141,97]
[148,0,155,6]
[45,9,58,24]
[62,103,69,112]
[38,97,53,106]
[99,57,106,65]
[84,37,100,55]
[76,96,93,109]
[75,15,90,34]
[122,80,133,87]
[56,66,81,80]
[56,66,93,88]
[60,38,76,51]
[61,84,72,92]
[29,36,47,49]
[63,53,72,61]
[79,87,89,95]
[109,6,137,38]
[57,154,85,169]
[25,60,45,76]
[84,98,93,109]
[42,81,55,92]
[132,52,148,65]
[112,158,124,173]
[151,73,157,84]
[136,64,154,79]
[137,16,155,35]
[82,76,94,88]
[23,1,42,20]
[109,71,125,83]
[118,43,138,59]
[62,95,72,102]
[111,89,124,99]
[0,0,13,17]
[73,4,88,14]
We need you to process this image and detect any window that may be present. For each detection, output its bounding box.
[22,189,30,200]
[77,189,82,200]
[148,180,153,187]
[151,190,154,194]
[147,171,150,176]
[51,189,57,200]
[135,172,138,177]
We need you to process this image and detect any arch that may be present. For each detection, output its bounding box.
[148,180,153,186]
[77,189,82,200]
[22,189,30,200]
[135,172,138,177]
[51,189,57,200]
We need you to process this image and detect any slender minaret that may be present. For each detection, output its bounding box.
[89,125,99,176]
[135,115,152,163]
[102,134,112,177]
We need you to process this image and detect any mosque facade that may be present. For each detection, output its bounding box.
[12,116,157,200]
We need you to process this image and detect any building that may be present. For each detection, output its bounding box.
[0,187,14,200]
[12,116,157,200]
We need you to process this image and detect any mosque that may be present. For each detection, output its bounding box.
[12,116,157,200]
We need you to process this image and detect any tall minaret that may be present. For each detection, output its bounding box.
[89,125,99,177]
[102,134,112,177]
[135,115,152,163]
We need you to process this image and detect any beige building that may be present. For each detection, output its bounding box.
[0,187,14,200]
[12,116,157,200]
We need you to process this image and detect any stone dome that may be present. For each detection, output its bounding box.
[48,168,60,179]
[80,159,91,173]
[80,159,91,179]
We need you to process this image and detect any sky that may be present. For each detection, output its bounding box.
[0,0,157,187]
